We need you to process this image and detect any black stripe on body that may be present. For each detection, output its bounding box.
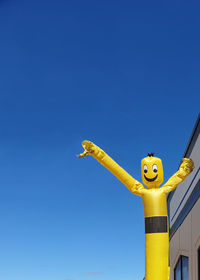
[145,216,168,234]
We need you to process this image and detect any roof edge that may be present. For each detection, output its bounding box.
[167,113,200,202]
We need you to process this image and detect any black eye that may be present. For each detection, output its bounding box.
[143,164,148,173]
[153,164,158,173]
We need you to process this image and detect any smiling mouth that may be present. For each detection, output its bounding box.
[144,174,158,182]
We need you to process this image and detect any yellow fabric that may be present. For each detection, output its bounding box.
[78,140,194,280]
[145,233,169,280]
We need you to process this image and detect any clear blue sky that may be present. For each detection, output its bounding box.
[0,1,199,280]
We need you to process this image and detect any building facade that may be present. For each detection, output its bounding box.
[167,115,200,280]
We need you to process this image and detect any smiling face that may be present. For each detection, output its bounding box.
[141,156,164,188]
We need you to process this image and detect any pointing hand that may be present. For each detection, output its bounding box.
[77,140,105,159]
[77,141,94,158]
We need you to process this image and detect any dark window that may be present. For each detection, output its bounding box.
[175,258,181,280]
[198,247,200,280]
[182,256,188,280]
[174,256,188,280]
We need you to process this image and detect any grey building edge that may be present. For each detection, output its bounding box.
[167,113,200,240]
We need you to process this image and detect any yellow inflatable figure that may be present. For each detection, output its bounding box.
[78,141,194,280]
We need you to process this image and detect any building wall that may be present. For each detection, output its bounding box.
[168,115,200,280]
[169,197,200,280]
[168,133,200,230]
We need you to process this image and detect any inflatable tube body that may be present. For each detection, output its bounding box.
[141,156,169,280]
[145,232,169,280]
[78,141,194,280]
[142,189,169,280]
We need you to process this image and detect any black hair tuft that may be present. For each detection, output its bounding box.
[147,153,155,157]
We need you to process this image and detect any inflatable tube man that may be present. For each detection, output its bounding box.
[78,140,194,280]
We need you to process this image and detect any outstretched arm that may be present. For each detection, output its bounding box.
[78,140,146,196]
[162,158,194,194]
